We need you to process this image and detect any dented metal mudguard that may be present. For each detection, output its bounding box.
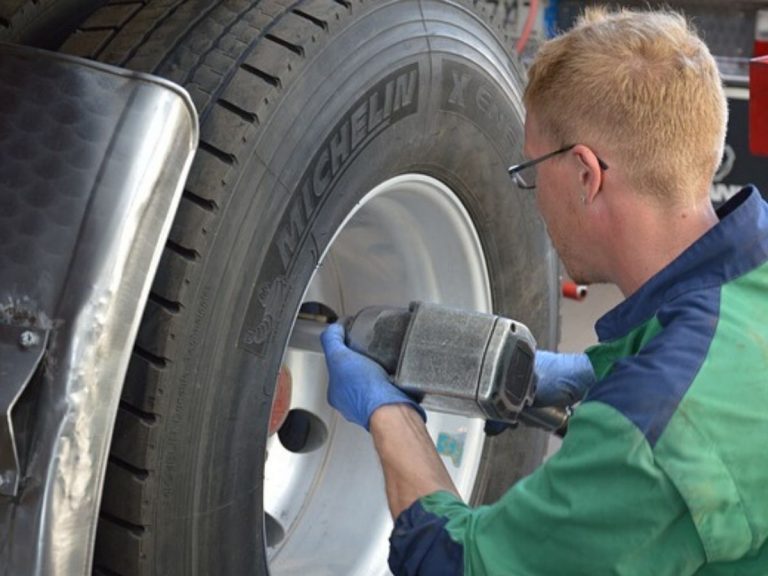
[0,44,198,575]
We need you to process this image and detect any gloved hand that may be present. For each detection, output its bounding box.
[532,350,596,408]
[484,350,596,436]
[484,420,516,436]
[320,323,426,430]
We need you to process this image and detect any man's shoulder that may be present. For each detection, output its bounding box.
[585,271,768,450]
[581,282,768,562]
[654,271,768,562]
[585,285,723,446]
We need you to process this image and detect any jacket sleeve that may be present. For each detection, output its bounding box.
[388,401,707,576]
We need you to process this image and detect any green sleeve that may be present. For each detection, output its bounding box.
[420,402,707,575]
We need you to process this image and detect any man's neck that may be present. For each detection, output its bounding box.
[609,196,719,297]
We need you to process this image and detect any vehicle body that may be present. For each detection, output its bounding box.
[0,45,198,575]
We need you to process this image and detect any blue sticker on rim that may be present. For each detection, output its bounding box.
[436,432,466,468]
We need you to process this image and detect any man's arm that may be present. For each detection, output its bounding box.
[386,401,706,576]
[370,404,459,518]
[320,322,596,520]
[320,323,705,576]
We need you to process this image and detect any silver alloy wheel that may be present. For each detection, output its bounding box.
[265,175,493,575]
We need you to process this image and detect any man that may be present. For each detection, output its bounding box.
[321,8,768,575]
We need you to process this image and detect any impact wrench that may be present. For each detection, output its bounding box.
[300,301,570,436]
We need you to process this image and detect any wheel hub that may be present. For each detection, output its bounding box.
[264,174,493,575]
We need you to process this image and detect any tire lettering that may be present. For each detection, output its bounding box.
[394,69,417,111]
[241,63,420,356]
[441,59,521,155]
[275,62,419,272]
[476,85,495,119]
[384,80,394,117]
[368,92,383,131]
[313,149,331,194]
[448,71,470,107]
[330,121,351,175]
[351,102,368,150]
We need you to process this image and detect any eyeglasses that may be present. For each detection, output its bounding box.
[507,144,609,190]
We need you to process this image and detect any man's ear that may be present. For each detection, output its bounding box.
[571,144,604,204]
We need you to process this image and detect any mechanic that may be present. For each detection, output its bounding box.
[321,8,768,575]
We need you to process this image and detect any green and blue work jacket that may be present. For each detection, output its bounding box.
[389,187,768,575]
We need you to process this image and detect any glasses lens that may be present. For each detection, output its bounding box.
[513,165,536,189]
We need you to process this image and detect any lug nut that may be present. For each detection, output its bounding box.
[19,330,40,349]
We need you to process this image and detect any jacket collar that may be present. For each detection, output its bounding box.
[595,186,768,342]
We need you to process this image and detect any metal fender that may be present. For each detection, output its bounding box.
[0,43,198,575]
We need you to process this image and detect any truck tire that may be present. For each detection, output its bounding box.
[62,1,558,574]
[0,0,106,48]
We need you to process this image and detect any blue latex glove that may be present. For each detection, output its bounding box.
[533,350,596,408]
[320,323,426,430]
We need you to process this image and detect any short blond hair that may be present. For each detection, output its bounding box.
[524,8,727,203]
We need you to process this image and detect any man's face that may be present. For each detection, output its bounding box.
[523,114,592,284]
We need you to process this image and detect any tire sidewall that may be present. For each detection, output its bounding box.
[151,2,557,573]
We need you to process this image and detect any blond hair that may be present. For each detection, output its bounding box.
[524,8,727,203]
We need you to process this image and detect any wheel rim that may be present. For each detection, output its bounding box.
[264,174,492,575]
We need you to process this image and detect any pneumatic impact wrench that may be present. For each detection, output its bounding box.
[309,302,570,436]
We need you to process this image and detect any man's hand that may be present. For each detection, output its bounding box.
[533,350,596,408]
[322,323,453,518]
[320,323,426,430]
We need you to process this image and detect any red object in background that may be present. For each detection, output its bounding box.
[750,56,768,157]
[562,281,588,301]
[755,10,768,58]
[516,0,539,54]
[269,365,293,436]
